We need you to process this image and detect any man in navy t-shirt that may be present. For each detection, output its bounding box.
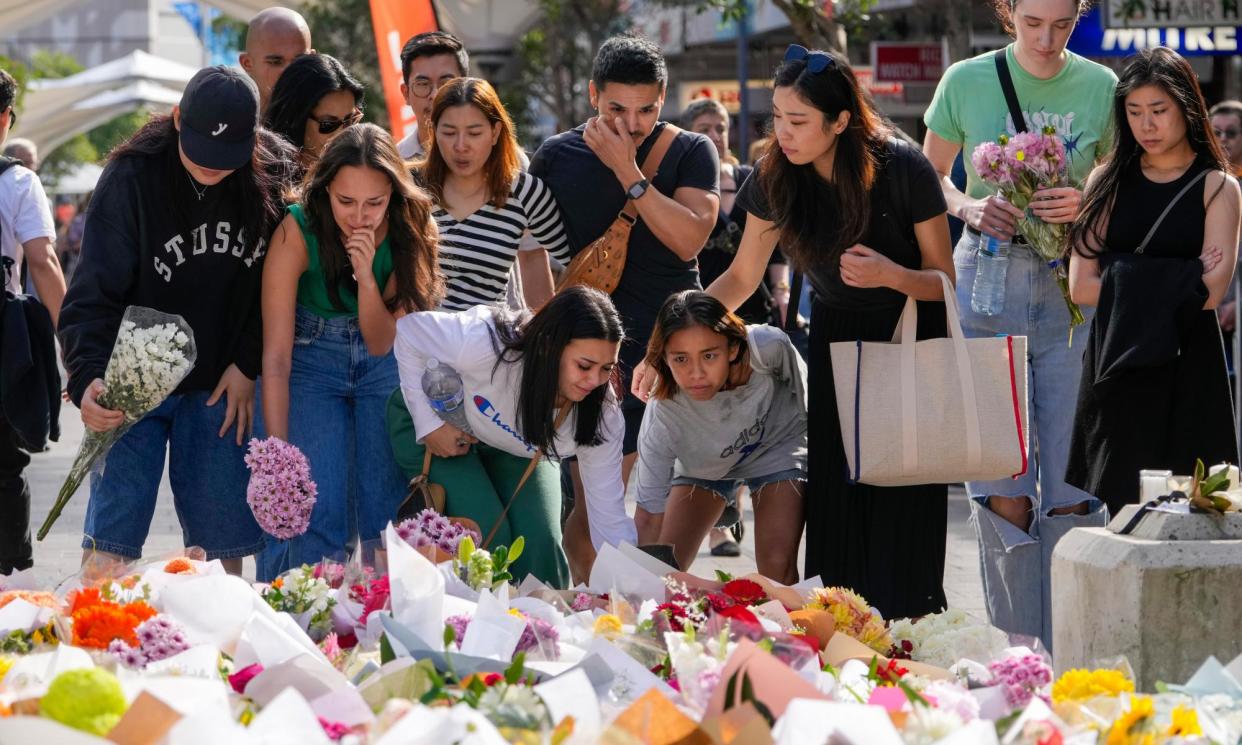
[530,34,719,577]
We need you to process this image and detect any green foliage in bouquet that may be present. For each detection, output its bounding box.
[1190,459,1233,515]
[454,534,525,592]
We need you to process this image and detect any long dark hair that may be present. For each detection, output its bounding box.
[299,123,442,313]
[644,290,749,400]
[263,54,364,150]
[489,286,624,456]
[109,114,288,251]
[1069,47,1228,258]
[420,78,521,209]
[758,51,889,270]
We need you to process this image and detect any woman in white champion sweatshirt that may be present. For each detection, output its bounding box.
[392,285,637,587]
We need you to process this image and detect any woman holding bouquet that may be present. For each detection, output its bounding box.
[654,45,955,617]
[389,286,637,588]
[921,0,1117,647]
[58,67,292,573]
[257,123,442,580]
[1066,48,1240,513]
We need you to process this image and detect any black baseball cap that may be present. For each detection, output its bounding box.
[178,66,259,171]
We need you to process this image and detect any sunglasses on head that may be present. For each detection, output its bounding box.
[313,109,363,135]
[784,44,835,74]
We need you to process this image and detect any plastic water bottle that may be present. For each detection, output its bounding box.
[971,222,1011,316]
[421,359,473,435]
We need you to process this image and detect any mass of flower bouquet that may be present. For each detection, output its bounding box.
[39,307,196,540]
[971,128,1086,330]
[3,531,1242,744]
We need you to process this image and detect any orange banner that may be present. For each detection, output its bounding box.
[369,0,438,142]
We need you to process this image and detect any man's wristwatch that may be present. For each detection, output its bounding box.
[626,178,650,200]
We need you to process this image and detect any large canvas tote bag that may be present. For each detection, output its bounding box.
[830,271,1029,487]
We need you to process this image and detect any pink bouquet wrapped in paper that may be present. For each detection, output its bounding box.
[972,128,1085,329]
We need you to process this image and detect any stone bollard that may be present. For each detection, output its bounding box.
[1051,507,1242,690]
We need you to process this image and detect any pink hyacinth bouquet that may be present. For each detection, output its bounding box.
[245,437,317,540]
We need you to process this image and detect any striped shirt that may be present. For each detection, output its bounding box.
[434,171,572,311]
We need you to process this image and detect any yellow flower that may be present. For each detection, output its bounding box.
[1106,695,1154,745]
[0,656,12,680]
[1051,668,1135,703]
[507,608,526,619]
[1166,705,1202,737]
[592,614,623,639]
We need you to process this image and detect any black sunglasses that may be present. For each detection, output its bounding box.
[783,44,835,74]
[313,109,363,135]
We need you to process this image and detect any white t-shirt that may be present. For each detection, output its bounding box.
[0,164,55,295]
[394,306,637,550]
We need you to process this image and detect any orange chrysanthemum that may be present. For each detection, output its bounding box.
[0,590,61,611]
[70,597,156,649]
[68,587,105,614]
[163,558,195,575]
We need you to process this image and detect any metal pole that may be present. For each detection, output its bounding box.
[736,0,751,162]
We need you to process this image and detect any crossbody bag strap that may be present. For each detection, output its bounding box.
[621,124,682,221]
[482,405,574,548]
[994,49,1028,134]
[1135,169,1211,255]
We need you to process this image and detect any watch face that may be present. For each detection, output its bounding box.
[628,180,647,199]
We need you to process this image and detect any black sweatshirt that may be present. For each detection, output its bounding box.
[59,150,280,407]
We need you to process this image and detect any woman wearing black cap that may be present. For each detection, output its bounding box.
[58,66,295,574]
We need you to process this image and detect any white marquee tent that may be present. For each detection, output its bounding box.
[20,50,198,154]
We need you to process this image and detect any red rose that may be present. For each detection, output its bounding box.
[706,593,735,612]
[722,579,767,605]
[655,602,689,632]
[481,672,503,686]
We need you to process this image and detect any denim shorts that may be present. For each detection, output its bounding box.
[83,390,264,560]
[652,467,807,514]
[256,306,406,580]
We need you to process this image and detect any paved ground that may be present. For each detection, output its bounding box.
[22,406,985,617]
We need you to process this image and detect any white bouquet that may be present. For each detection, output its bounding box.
[890,608,1010,669]
[39,306,195,539]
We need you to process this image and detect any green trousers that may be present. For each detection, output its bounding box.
[385,390,570,588]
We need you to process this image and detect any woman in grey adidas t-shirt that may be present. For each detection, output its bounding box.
[632,291,807,583]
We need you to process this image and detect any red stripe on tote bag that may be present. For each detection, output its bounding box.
[1006,335,1028,478]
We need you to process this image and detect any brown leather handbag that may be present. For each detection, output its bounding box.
[555,124,681,294]
[396,449,446,522]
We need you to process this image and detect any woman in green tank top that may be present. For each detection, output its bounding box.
[256,124,443,580]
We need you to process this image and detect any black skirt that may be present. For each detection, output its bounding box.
[1066,309,1237,516]
[806,297,949,620]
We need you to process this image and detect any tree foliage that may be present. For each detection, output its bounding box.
[299,0,389,128]
[653,0,879,53]
[513,0,631,136]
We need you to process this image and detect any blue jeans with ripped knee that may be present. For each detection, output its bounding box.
[954,232,1108,651]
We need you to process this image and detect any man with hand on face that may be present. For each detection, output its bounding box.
[530,34,720,579]
[239,7,313,115]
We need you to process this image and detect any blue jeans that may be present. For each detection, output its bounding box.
[954,232,1107,650]
[83,391,263,560]
[257,307,406,581]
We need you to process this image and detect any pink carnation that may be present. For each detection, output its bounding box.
[245,437,317,540]
[988,653,1053,708]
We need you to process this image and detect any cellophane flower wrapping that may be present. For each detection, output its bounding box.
[971,128,1085,330]
[41,306,196,539]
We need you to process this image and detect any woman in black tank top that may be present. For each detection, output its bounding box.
[1066,48,1241,514]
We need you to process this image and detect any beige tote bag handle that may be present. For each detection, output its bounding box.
[887,271,982,478]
